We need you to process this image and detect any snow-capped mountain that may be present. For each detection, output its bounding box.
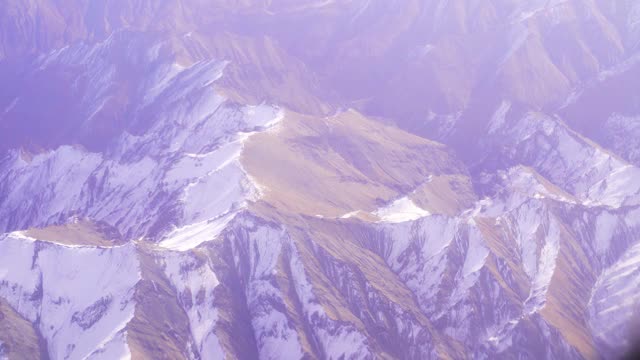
[1,0,639,359]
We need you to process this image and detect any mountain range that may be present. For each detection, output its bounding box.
[1,0,640,359]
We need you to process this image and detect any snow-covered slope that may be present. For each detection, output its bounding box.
[589,239,640,356]
[0,33,283,245]
[0,232,139,360]
[482,108,640,209]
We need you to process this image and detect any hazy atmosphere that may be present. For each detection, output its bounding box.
[1,1,640,359]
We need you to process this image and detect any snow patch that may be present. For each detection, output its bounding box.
[594,212,619,255]
[159,212,236,251]
[229,222,304,360]
[0,234,140,360]
[382,216,459,314]
[589,240,640,350]
[525,221,561,313]
[340,210,363,219]
[488,101,512,134]
[375,197,431,223]
[289,245,371,359]
[87,331,131,360]
[163,252,224,359]
[450,227,490,304]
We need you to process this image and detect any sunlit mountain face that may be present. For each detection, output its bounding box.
[1,1,639,359]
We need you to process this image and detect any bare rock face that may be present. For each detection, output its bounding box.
[1,0,640,359]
